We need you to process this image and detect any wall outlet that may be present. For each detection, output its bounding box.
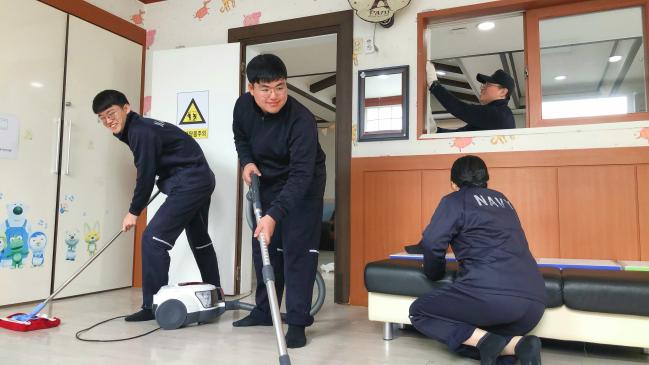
[364,37,375,54]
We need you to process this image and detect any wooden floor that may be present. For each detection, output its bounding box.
[1,252,647,364]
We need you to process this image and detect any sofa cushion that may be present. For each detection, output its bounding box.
[539,267,563,308]
[365,259,563,308]
[364,259,457,298]
[562,269,649,316]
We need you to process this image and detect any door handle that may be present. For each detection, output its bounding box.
[52,118,61,174]
[65,120,72,176]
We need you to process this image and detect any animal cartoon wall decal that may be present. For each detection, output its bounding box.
[194,0,212,21]
[638,127,649,143]
[146,29,157,49]
[243,11,261,26]
[3,202,31,268]
[0,234,6,264]
[8,234,24,268]
[490,135,515,145]
[220,0,235,13]
[28,231,47,267]
[131,9,145,25]
[84,222,100,257]
[451,137,474,151]
[65,230,80,261]
[143,96,152,116]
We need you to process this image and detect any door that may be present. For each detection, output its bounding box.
[0,1,66,306]
[52,16,142,298]
[150,43,242,295]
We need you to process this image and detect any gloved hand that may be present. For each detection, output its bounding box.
[426,61,438,87]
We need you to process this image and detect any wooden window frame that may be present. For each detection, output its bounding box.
[417,0,649,137]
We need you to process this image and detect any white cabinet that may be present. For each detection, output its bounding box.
[0,1,143,305]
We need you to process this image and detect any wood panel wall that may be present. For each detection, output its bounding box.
[350,147,649,306]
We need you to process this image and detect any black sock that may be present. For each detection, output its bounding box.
[515,335,542,365]
[285,325,306,348]
[476,333,508,365]
[125,308,155,322]
[232,313,273,327]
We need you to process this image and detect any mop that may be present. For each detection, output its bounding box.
[0,191,160,332]
[249,174,291,365]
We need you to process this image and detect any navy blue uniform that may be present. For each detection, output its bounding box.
[409,187,546,365]
[116,111,220,308]
[233,93,326,326]
[430,81,515,133]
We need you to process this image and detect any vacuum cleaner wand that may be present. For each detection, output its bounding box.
[249,175,291,365]
[10,191,161,323]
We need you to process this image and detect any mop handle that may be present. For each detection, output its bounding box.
[39,190,162,310]
[249,175,291,365]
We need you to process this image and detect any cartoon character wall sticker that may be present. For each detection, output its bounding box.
[65,230,80,261]
[2,203,31,268]
[84,222,100,257]
[0,234,5,259]
[1,202,49,269]
[29,231,47,267]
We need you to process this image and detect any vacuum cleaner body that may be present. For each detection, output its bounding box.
[153,282,225,330]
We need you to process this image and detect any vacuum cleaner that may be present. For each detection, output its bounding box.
[152,176,326,335]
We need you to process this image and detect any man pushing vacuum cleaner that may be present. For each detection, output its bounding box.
[94,89,222,322]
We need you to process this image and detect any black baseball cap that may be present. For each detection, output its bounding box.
[476,69,514,96]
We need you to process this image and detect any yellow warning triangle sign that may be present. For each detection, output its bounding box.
[180,98,206,124]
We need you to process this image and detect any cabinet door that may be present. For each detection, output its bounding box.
[53,16,142,297]
[0,1,66,306]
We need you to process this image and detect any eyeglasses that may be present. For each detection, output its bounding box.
[98,109,119,125]
[480,83,502,90]
[255,83,287,97]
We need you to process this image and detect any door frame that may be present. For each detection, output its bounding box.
[228,10,353,304]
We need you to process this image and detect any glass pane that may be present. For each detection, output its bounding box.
[378,106,391,120]
[540,7,646,119]
[427,13,525,133]
[365,120,378,132]
[366,107,378,121]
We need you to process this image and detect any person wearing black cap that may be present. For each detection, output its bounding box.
[426,62,515,133]
[409,155,546,365]
[232,54,326,348]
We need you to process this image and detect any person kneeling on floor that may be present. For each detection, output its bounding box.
[409,155,546,365]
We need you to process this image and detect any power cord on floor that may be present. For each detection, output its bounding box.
[76,292,255,342]
[75,315,160,342]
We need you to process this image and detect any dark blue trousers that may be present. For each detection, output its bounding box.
[409,285,545,365]
[248,196,323,327]
[140,172,220,308]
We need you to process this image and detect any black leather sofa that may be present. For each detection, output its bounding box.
[364,259,649,350]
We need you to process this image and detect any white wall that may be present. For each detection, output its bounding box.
[92,0,649,159]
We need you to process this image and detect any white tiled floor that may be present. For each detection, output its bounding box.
[0,251,647,364]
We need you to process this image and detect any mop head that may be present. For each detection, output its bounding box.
[0,313,61,332]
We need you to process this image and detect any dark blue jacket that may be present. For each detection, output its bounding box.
[430,82,515,132]
[115,111,213,216]
[422,187,547,304]
[232,93,326,222]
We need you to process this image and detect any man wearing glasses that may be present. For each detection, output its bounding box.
[426,63,515,133]
[92,90,221,322]
[232,54,326,349]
